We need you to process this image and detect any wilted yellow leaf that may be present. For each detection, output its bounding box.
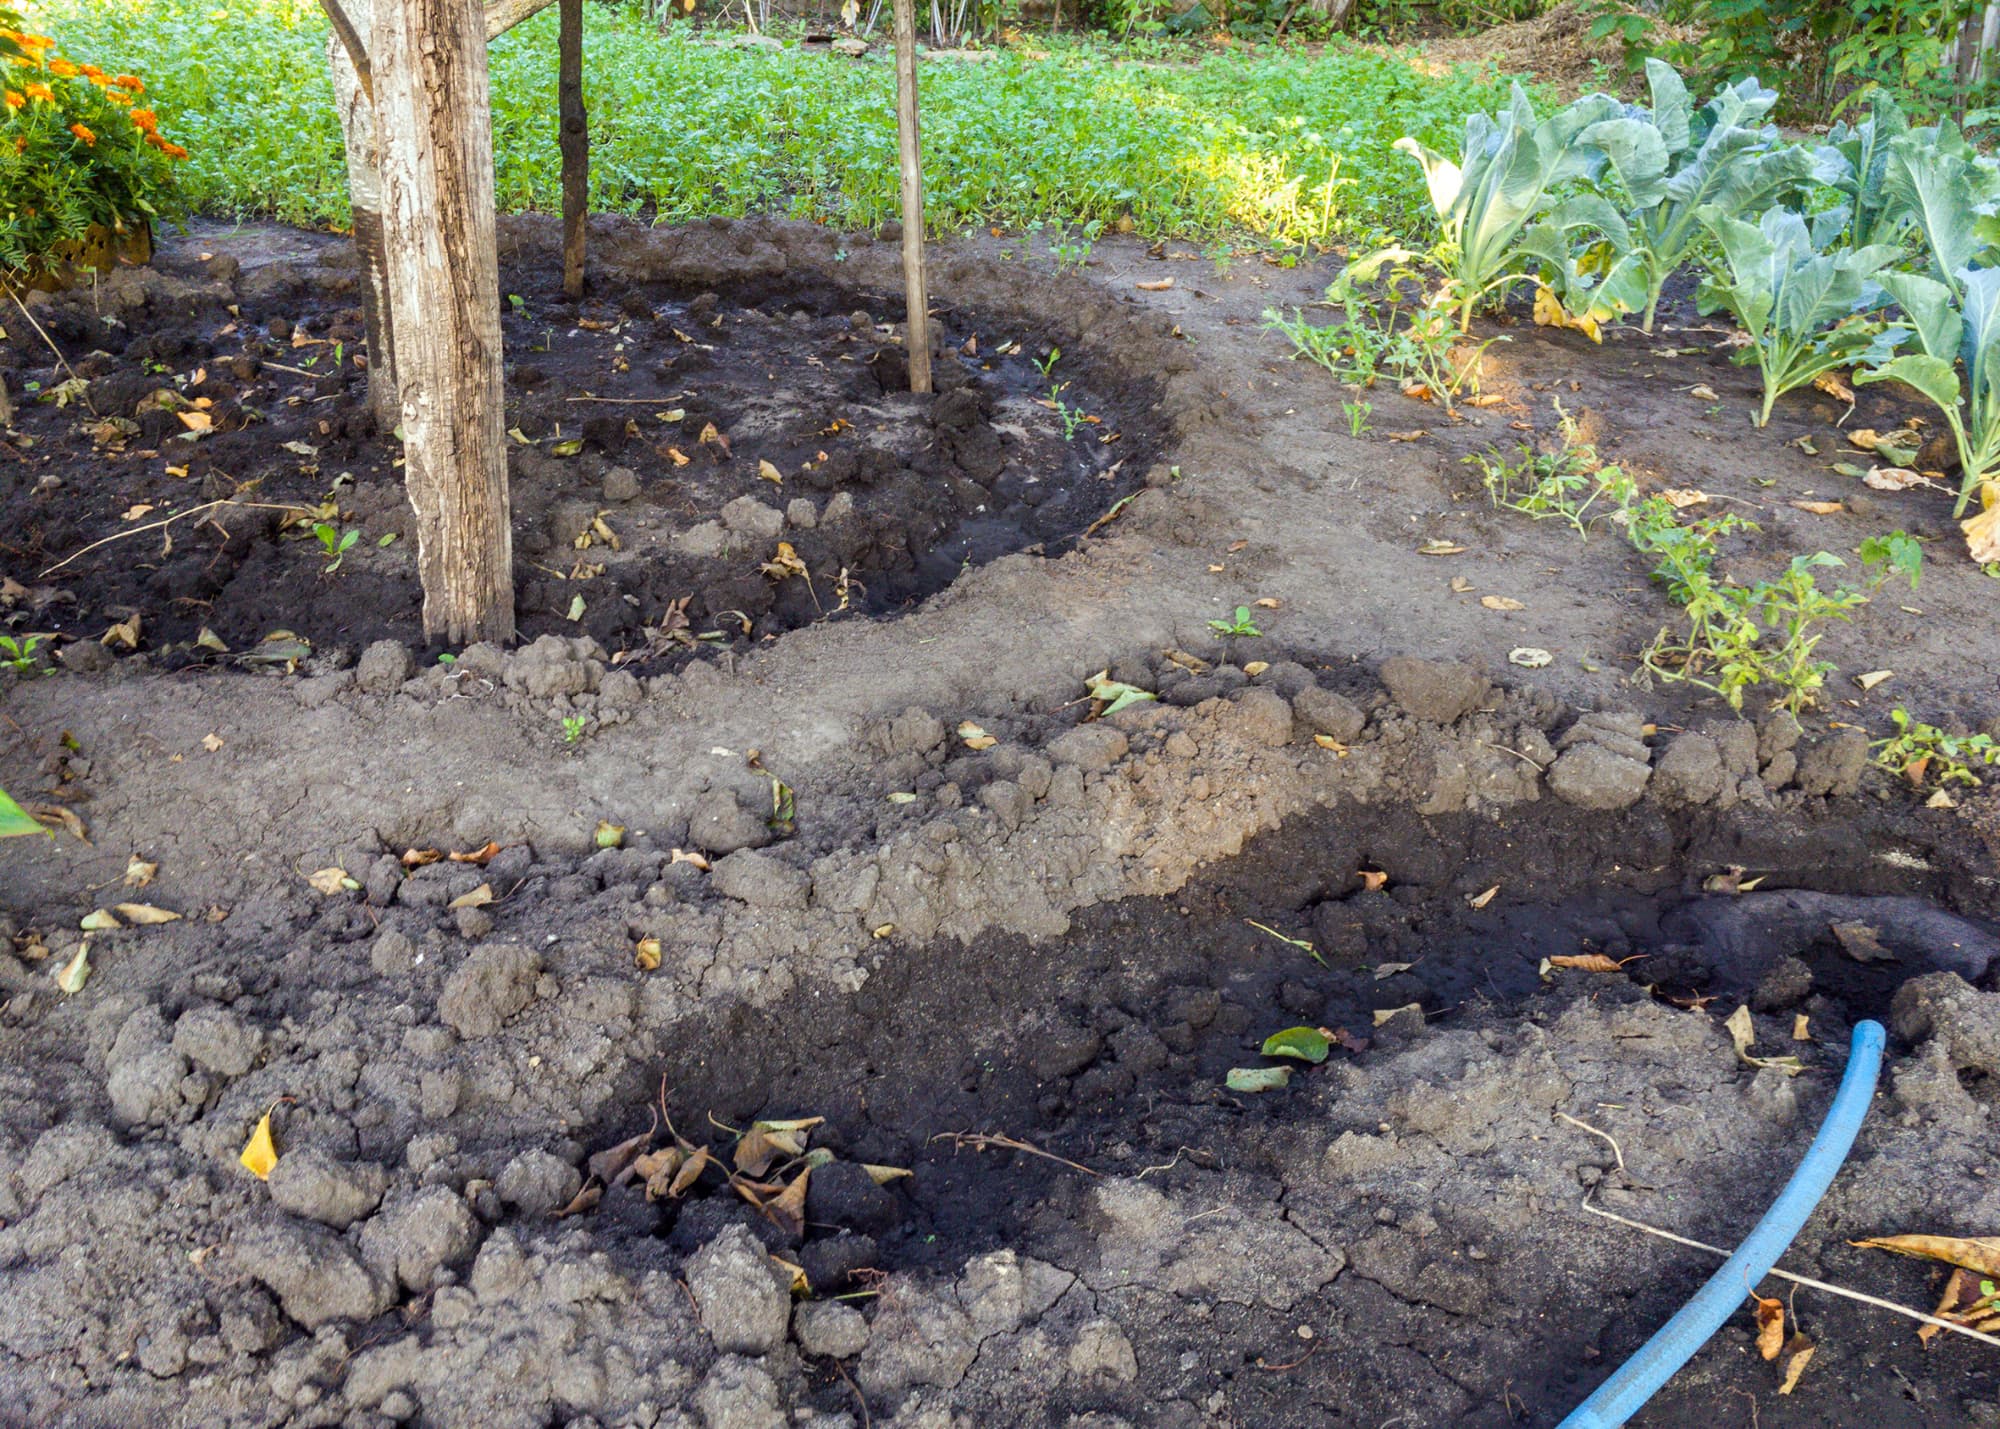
[1855,670,1893,691]
[1726,1005,1805,1076]
[79,909,122,932]
[1792,1014,1811,1042]
[1791,500,1844,515]
[201,733,224,753]
[1480,595,1525,611]
[634,936,662,971]
[1242,661,1270,677]
[757,459,784,485]
[1659,488,1710,508]
[448,883,494,910]
[1372,1002,1423,1027]
[53,943,90,994]
[1964,496,2000,564]
[1467,885,1499,910]
[669,848,711,871]
[1814,371,1855,403]
[113,903,181,926]
[1549,952,1642,973]
[1689,384,1721,402]
[123,856,158,888]
[1313,734,1349,755]
[863,1163,913,1185]
[240,1110,279,1180]
[958,721,998,751]
[594,821,625,849]
[1135,277,1174,292]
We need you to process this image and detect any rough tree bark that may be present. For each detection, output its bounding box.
[891,0,931,394]
[374,0,516,644]
[326,0,560,428]
[327,0,400,433]
[558,0,587,300]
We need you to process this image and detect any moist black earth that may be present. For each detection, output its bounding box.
[5,215,2000,1429]
[0,218,1154,671]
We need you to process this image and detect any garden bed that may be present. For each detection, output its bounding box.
[0,218,1152,671]
[3,218,2000,1429]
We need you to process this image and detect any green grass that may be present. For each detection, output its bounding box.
[26,0,1518,246]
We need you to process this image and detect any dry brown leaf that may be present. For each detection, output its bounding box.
[447,883,494,910]
[1660,488,1710,508]
[634,936,662,971]
[757,458,784,485]
[1135,278,1175,292]
[1793,1013,1811,1042]
[1466,393,1506,408]
[1753,1292,1785,1360]
[1863,466,1928,491]
[1853,1233,2000,1279]
[1854,670,1893,692]
[1418,539,1466,556]
[1402,382,1433,402]
[589,1132,651,1186]
[450,842,503,865]
[1480,595,1525,611]
[176,410,212,433]
[201,733,224,753]
[1689,384,1721,402]
[669,1146,713,1197]
[958,720,999,751]
[1359,869,1389,892]
[123,856,157,889]
[1253,597,1281,609]
[1830,920,1895,963]
[1814,371,1856,403]
[305,867,352,896]
[1791,500,1844,515]
[1242,660,1270,677]
[553,1182,602,1218]
[734,1128,785,1177]
[1726,1005,1805,1076]
[764,1166,810,1239]
[1548,952,1643,973]
[1372,1002,1423,1027]
[863,1163,913,1186]
[1923,1267,1986,1345]
[1778,1336,1814,1393]
[401,847,443,868]
[1450,576,1475,593]
[1467,885,1499,910]
[1385,430,1428,443]
[669,848,711,871]
[1313,734,1349,755]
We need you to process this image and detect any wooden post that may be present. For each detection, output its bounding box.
[891,0,931,394]
[558,0,587,300]
[374,0,516,644]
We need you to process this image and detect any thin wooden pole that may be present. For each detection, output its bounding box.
[891,0,931,395]
[558,0,587,299]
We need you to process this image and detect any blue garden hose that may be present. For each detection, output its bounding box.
[1559,1018,1887,1429]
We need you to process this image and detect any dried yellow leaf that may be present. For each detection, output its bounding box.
[240,1110,279,1180]
[53,942,90,994]
[1480,595,1525,612]
[123,856,158,888]
[634,936,662,971]
[757,459,784,485]
[305,867,352,896]
[1752,1293,1785,1361]
[113,903,181,926]
[448,883,494,910]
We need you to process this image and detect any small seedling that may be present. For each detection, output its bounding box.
[0,634,48,676]
[1859,530,1923,591]
[1049,384,1091,440]
[1209,605,1263,638]
[1872,707,2000,787]
[562,714,588,746]
[1033,346,1061,377]
[1343,399,1373,437]
[313,522,359,573]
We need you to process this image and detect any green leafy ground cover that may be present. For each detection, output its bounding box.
[28,0,1518,244]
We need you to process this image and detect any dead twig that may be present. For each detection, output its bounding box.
[8,289,92,413]
[1555,1111,1626,1175]
[1580,1195,2000,1349]
[828,1354,872,1429]
[39,500,310,578]
[929,1130,1101,1177]
[1254,1338,1320,1372]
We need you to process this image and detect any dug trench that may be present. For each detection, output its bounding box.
[7,643,2000,1428]
[0,215,1157,671]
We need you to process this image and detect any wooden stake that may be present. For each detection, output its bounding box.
[558,0,587,300]
[374,0,516,644]
[891,0,931,395]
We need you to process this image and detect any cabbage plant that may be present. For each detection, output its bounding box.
[1695,206,1904,429]
[1529,64,1815,335]
[1393,83,1623,332]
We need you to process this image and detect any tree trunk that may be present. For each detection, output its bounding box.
[329,0,400,433]
[374,0,516,645]
[891,0,931,394]
[558,0,587,300]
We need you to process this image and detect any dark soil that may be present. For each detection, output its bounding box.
[0,220,1152,670]
[5,214,2000,1429]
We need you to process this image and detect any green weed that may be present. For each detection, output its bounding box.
[1209,605,1262,637]
[1872,707,2000,786]
[0,633,48,676]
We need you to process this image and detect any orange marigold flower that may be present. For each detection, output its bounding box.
[130,107,157,131]
[22,81,52,103]
[69,123,96,146]
[18,34,54,52]
[2,90,20,110]
[103,88,132,105]
[162,142,188,161]
[112,74,143,92]
[80,64,104,78]
[48,58,78,77]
